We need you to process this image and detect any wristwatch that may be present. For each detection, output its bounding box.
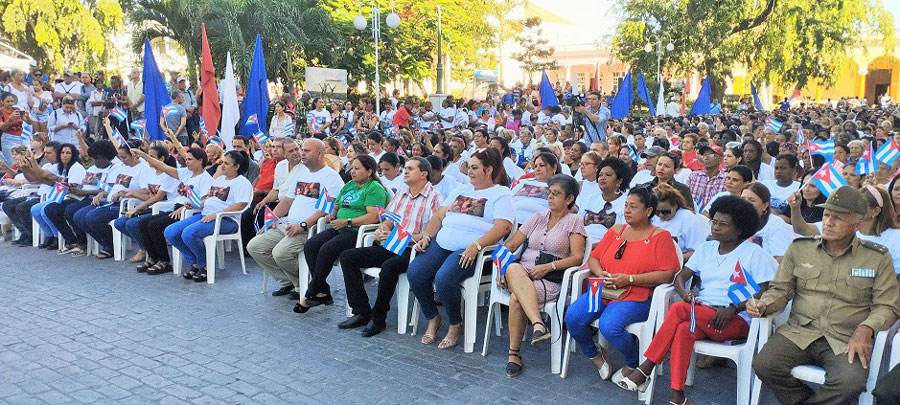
[347,218,353,226]
[300,221,308,231]
[629,275,634,285]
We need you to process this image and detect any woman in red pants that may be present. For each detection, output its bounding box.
[616,195,778,405]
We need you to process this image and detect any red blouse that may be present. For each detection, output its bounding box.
[590,225,680,302]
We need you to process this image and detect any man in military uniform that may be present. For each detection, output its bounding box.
[748,186,900,405]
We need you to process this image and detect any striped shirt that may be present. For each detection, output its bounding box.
[385,182,442,234]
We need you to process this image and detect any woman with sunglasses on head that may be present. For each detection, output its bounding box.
[565,186,680,383]
[511,151,560,225]
[652,183,707,262]
[617,196,776,405]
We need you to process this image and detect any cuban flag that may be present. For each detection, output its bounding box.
[454,116,467,127]
[348,126,357,137]
[262,206,279,232]
[130,119,147,132]
[727,261,761,306]
[110,129,126,144]
[811,163,848,197]
[856,141,879,175]
[245,113,259,126]
[161,104,179,117]
[491,244,515,277]
[47,182,68,204]
[80,117,89,132]
[253,130,271,145]
[284,121,296,136]
[689,296,697,333]
[627,145,637,162]
[587,277,603,312]
[185,185,203,208]
[110,106,128,122]
[338,135,349,148]
[796,126,805,144]
[21,122,33,140]
[199,116,208,135]
[208,137,224,148]
[764,117,783,132]
[377,206,403,224]
[874,140,900,166]
[808,139,835,162]
[314,188,334,214]
[695,194,705,213]
[383,224,412,255]
[97,180,113,194]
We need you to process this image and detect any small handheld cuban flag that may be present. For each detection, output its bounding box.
[377,206,403,224]
[208,136,224,148]
[314,188,334,214]
[808,139,835,162]
[811,163,848,197]
[491,244,515,277]
[47,182,68,204]
[110,129,126,144]
[130,119,147,132]
[253,130,271,145]
[874,140,900,166]
[338,135,349,148]
[627,145,637,162]
[383,224,413,255]
[261,206,279,232]
[110,106,128,122]
[727,261,761,306]
[199,116,209,135]
[764,117,783,132]
[185,185,203,208]
[161,104,179,117]
[284,121,296,136]
[855,141,878,175]
[97,180,113,194]
[587,277,603,313]
[245,113,259,126]
[21,122,33,140]
[689,296,697,333]
[796,126,805,144]
[385,125,400,137]
[348,126,357,137]
[80,117,89,132]
[454,116,467,128]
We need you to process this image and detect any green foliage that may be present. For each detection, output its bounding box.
[512,17,558,79]
[0,0,124,73]
[612,0,895,97]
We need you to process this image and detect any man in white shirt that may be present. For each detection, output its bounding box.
[761,154,801,221]
[439,99,456,129]
[54,70,82,102]
[127,69,145,119]
[247,138,344,299]
[665,97,680,117]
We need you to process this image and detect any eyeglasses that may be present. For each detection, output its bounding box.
[657,209,673,216]
[614,240,627,260]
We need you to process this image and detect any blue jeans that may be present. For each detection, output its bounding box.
[31,200,58,237]
[1,133,26,165]
[113,214,149,249]
[406,242,477,326]
[76,203,121,253]
[164,214,238,269]
[565,293,652,368]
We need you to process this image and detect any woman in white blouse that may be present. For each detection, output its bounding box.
[268,101,293,138]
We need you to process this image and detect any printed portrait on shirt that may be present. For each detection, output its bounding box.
[115,174,133,188]
[583,201,616,229]
[294,181,321,199]
[207,186,230,202]
[148,184,160,195]
[82,172,101,185]
[748,235,763,247]
[515,184,549,199]
[176,182,189,196]
[448,195,487,217]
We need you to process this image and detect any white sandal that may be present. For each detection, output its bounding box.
[616,367,652,393]
[593,353,611,380]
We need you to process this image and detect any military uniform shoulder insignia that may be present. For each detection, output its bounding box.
[859,239,888,254]
[795,235,821,242]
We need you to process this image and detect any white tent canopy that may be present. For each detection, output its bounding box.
[0,42,34,71]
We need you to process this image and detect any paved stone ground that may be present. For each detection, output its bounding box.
[0,242,771,404]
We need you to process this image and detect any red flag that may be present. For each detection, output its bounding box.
[200,24,221,137]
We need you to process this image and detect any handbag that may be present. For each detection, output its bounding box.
[601,285,627,300]
[535,251,564,283]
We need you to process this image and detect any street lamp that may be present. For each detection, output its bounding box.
[354,0,401,116]
[645,39,674,81]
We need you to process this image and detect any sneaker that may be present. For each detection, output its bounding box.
[58,244,78,254]
[68,247,86,256]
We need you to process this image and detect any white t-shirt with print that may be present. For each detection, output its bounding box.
[38,163,57,195]
[685,240,778,323]
[105,162,151,202]
[510,178,549,225]
[307,109,332,131]
[142,171,181,202]
[578,192,626,243]
[760,180,800,215]
[284,166,344,224]
[750,214,797,258]
[61,162,87,188]
[79,163,115,192]
[173,168,214,208]
[436,184,516,251]
[652,208,708,253]
[201,175,253,215]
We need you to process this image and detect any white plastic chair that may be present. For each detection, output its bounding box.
[481,236,592,374]
[560,238,682,405]
[891,332,900,369]
[683,312,763,405]
[110,197,141,261]
[171,208,196,276]
[292,216,377,297]
[751,303,897,405]
[200,208,249,283]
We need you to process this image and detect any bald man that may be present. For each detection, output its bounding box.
[247,139,345,299]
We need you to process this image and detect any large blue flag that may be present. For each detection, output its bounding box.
[142,38,172,141]
[689,75,711,115]
[636,72,655,116]
[539,69,558,110]
[751,83,764,111]
[610,70,632,119]
[240,34,270,136]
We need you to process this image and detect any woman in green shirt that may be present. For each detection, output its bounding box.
[295,154,389,313]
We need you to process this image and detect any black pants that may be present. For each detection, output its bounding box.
[45,198,84,243]
[303,228,358,298]
[139,211,179,262]
[874,363,900,403]
[240,202,276,250]
[3,196,38,235]
[339,245,412,324]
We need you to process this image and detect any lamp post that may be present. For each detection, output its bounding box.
[354,0,401,116]
[435,5,443,94]
[644,39,674,82]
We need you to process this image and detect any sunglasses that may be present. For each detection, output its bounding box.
[614,240,627,260]
[657,209,673,216]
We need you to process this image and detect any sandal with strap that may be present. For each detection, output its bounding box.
[94,250,113,260]
[420,317,443,345]
[669,398,691,405]
[616,367,652,393]
[530,321,550,346]
[506,350,523,378]
[192,268,208,282]
[183,265,200,280]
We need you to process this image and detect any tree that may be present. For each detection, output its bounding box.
[0,0,123,73]
[512,17,558,82]
[612,0,895,99]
